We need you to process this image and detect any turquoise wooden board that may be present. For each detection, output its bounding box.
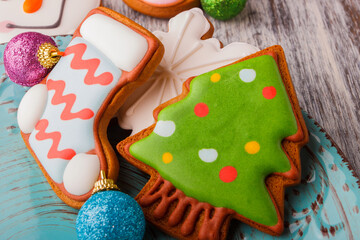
[0,36,359,240]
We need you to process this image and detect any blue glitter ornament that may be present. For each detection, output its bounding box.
[76,171,145,240]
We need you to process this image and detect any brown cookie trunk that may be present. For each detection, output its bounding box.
[139,174,234,240]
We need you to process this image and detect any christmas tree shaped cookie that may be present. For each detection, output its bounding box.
[118,46,308,239]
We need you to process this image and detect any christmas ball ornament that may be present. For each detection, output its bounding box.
[76,171,145,240]
[201,0,247,21]
[3,32,63,87]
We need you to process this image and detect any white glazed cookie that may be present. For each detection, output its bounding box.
[117,8,259,135]
[0,0,101,44]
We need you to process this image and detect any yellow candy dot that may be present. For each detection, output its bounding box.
[245,141,260,154]
[162,152,173,164]
[211,73,221,82]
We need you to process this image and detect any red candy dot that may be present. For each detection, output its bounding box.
[219,166,238,183]
[194,103,209,117]
[262,86,277,99]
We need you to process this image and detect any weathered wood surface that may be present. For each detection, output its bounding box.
[103,0,360,174]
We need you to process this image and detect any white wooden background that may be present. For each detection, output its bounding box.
[103,0,360,175]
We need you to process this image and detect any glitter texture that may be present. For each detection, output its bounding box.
[76,191,145,240]
[201,0,247,20]
[3,32,56,86]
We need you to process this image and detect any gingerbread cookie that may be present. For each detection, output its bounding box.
[16,7,164,209]
[0,0,101,44]
[118,8,259,135]
[123,0,200,19]
[118,46,308,239]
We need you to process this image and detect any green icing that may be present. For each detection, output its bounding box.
[130,55,298,226]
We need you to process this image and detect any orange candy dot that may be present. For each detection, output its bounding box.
[23,0,43,13]
[211,73,221,82]
[245,141,260,154]
[162,152,173,164]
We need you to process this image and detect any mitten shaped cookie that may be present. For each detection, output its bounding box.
[16,7,164,209]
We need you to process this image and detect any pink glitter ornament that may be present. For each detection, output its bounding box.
[4,32,61,87]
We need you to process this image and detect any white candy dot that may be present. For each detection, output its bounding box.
[239,69,256,83]
[198,149,218,163]
[63,153,100,196]
[154,120,176,137]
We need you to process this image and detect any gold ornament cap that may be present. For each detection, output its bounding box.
[37,42,63,69]
[92,170,120,194]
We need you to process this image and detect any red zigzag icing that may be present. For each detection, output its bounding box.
[47,79,94,121]
[35,119,76,160]
[65,43,114,86]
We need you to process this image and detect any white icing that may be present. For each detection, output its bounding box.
[29,37,121,183]
[153,120,176,137]
[42,158,69,184]
[239,69,256,83]
[0,0,100,44]
[80,14,149,72]
[198,149,218,163]
[63,153,100,196]
[17,84,48,134]
[117,8,259,135]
